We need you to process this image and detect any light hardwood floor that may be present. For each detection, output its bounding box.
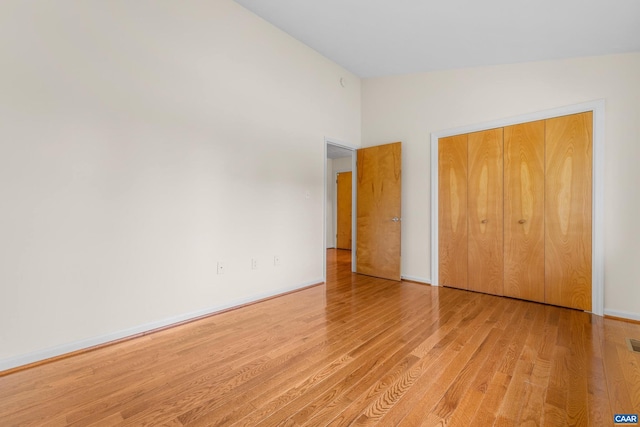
[1,249,639,426]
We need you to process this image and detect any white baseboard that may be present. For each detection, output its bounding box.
[401,275,431,285]
[0,278,323,372]
[604,308,640,322]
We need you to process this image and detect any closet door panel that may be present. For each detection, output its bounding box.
[468,128,504,295]
[504,121,545,302]
[545,112,592,311]
[438,134,468,289]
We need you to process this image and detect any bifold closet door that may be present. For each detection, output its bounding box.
[438,134,468,289]
[503,121,545,302]
[545,112,593,311]
[468,128,504,295]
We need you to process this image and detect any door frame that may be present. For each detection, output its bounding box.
[324,137,357,279]
[430,100,605,316]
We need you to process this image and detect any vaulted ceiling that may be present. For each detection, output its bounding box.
[233,0,640,78]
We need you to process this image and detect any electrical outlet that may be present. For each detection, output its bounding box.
[251,258,258,270]
[217,262,225,275]
[274,255,281,266]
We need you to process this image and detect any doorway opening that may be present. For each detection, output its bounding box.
[324,139,356,278]
[324,139,403,282]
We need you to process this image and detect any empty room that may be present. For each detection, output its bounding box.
[1,0,639,425]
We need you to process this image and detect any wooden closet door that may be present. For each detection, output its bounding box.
[468,128,504,295]
[545,112,592,311]
[504,121,545,302]
[438,134,468,289]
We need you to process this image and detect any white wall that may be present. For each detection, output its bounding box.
[362,53,640,319]
[333,157,353,173]
[0,0,361,369]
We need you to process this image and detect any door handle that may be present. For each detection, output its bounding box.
[391,217,400,222]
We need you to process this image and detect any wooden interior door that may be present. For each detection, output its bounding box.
[467,128,504,295]
[504,121,545,302]
[438,134,468,289]
[336,172,352,250]
[545,112,592,311]
[356,142,402,281]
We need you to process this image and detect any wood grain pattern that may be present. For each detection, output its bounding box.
[467,128,504,296]
[356,142,402,281]
[503,120,545,302]
[545,112,593,311]
[336,171,352,250]
[438,134,468,289]
[0,249,637,425]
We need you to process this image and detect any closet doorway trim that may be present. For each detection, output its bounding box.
[430,100,605,316]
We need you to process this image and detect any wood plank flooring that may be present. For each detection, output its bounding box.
[1,249,639,426]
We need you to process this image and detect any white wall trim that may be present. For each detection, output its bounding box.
[324,137,358,278]
[430,99,605,316]
[604,309,640,323]
[0,278,323,372]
